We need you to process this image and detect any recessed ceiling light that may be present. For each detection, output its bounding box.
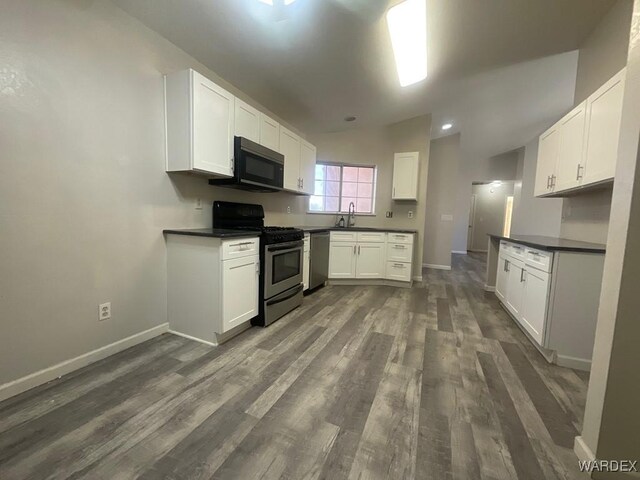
[386,0,427,87]
[442,123,453,130]
[345,116,357,122]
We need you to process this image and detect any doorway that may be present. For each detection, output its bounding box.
[468,181,515,252]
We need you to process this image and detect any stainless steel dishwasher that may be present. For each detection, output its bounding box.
[309,231,330,291]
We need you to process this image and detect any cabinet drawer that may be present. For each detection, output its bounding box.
[330,231,358,242]
[222,237,260,260]
[386,243,413,263]
[356,231,386,243]
[525,248,552,273]
[507,243,526,261]
[386,261,412,282]
[387,232,414,244]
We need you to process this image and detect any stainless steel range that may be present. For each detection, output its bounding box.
[213,201,304,326]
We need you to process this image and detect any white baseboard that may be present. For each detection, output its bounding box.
[0,323,169,403]
[574,436,596,463]
[168,329,217,347]
[412,275,423,282]
[484,284,496,292]
[467,249,488,253]
[557,354,591,372]
[451,250,467,255]
[423,263,452,271]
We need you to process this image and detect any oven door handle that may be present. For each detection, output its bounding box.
[266,284,304,306]
[267,241,304,252]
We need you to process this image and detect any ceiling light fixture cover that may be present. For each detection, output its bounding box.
[442,123,452,130]
[386,0,427,87]
[258,0,297,5]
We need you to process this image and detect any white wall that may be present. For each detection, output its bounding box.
[469,182,515,252]
[511,141,563,236]
[423,134,461,268]
[0,0,308,388]
[308,115,432,278]
[451,149,520,253]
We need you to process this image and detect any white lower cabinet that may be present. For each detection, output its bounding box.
[166,234,260,345]
[495,240,604,371]
[355,243,386,279]
[328,242,357,278]
[328,231,414,284]
[520,268,549,345]
[221,255,259,332]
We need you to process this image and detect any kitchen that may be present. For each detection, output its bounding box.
[1,0,639,478]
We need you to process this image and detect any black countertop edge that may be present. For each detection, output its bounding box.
[488,234,606,253]
[297,226,418,234]
[163,228,262,239]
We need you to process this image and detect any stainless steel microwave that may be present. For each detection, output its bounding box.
[209,137,284,192]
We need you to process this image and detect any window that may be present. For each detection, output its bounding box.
[309,163,377,214]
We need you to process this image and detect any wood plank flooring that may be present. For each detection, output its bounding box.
[0,253,590,479]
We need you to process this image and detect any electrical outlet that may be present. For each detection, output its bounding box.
[408,211,414,219]
[99,302,111,321]
[195,198,203,210]
[287,206,291,214]
[386,211,393,218]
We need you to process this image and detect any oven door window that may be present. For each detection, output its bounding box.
[241,152,283,188]
[272,250,301,285]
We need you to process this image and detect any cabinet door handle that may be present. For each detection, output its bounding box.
[576,164,584,180]
[230,158,234,173]
[393,187,396,197]
[551,175,556,188]
[505,260,510,272]
[301,178,304,189]
[520,269,525,282]
[353,245,356,254]
[358,245,361,255]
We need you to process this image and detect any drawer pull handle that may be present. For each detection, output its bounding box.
[394,263,406,268]
[393,245,406,249]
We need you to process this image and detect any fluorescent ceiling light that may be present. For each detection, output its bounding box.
[441,123,452,130]
[258,0,297,5]
[386,0,427,87]
[258,0,273,4]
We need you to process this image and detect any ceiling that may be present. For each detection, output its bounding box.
[113,0,615,157]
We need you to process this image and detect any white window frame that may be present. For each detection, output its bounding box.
[307,162,378,215]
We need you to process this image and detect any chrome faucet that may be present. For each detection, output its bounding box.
[347,201,356,228]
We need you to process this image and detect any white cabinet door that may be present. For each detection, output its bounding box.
[280,126,302,191]
[303,249,310,290]
[234,98,260,143]
[192,71,234,176]
[520,267,550,345]
[555,102,587,192]
[260,114,280,152]
[392,152,420,200]
[535,126,560,197]
[583,68,626,185]
[505,260,525,319]
[299,140,317,195]
[496,255,509,303]
[221,255,259,332]
[329,242,356,278]
[355,243,386,279]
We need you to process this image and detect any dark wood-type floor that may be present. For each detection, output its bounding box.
[0,253,590,479]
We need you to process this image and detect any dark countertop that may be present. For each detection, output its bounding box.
[296,226,418,234]
[163,228,261,239]
[488,234,606,253]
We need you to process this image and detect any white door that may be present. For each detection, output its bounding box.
[583,69,626,185]
[303,249,310,290]
[392,152,419,200]
[534,126,560,196]
[328,242,356,278]
[355,243,386,279]
[495,255,509,303]
[554,102,587,192]
[234,98,260,143]
[191,71,234,176]
[520,267,550,345]
[221,256,259,332]
[505,260,525,319]
[280,126,301,191]
[260,114,280,152]
[467,194,477,251]
[299,140,317,195]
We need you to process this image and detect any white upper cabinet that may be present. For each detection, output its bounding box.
[583,68,626,185]
[534,126,560,196]
[280,126,302,192]
[299,140,317,195]
[535,68,626,197]
[554,101,587,192]
[392,152,420,200]
[165,69,234,177]
[234,98,260,143]
[260,114,280,152]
